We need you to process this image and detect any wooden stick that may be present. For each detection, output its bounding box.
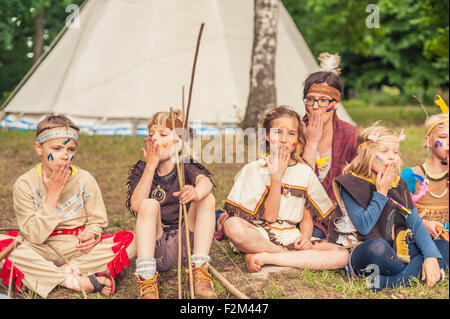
[177,203,182,299]
[0,227,20,232]
[183,23,205,130]
[180,85,186,181]
[413,95,429,120]
[7,237,19,298]
[0,236,23,263]
[171,108,195,299]
[0,0,89,112]
[181,85,186,132]
[181,203,194,299]
[47,242,87,299]
[208,264,250,299]
[0,214,89,233]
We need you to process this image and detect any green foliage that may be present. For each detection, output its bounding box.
[282,0,449,98]
[0,0,83,106]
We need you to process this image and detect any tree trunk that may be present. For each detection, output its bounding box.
[241,0,279,129]
[33,8,44,63]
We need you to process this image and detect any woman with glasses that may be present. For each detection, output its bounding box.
[301,53,359,239]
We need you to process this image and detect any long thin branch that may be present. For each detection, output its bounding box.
[183,23,205,130]
[208,264,249,299]
[46,242,87,299]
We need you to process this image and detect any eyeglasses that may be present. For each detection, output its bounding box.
[304,96,336,108]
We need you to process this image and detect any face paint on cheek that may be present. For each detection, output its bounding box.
[160,142,169,151]
[47,153,54,161]
[375,155,385,164]
[434,140,443,148]
[70,154,75,161]
[325,105,335,113]
[291,140,297,146]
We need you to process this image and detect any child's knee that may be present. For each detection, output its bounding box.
[138,198,160,215]
[198,192,215,208]
[223,217,245,240]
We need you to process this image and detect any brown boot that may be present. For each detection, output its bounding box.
[190,262,217,299]
[137,273,160,299]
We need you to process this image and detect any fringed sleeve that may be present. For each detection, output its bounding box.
[184,158,216,189]
[304,169,336,235]
[125,160,146,216]
[222,161,269,222]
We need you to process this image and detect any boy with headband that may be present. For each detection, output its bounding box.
[0,115,136,298]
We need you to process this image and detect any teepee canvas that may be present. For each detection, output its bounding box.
[1,0,353,136]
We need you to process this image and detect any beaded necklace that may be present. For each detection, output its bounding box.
[421,163,449,199]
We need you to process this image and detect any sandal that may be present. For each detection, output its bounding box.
[88,273,115,296]
[214,210,229,241]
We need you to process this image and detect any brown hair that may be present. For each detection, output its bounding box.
[36,115,80,137]
[303,71,344,100]
[262,105,306,164]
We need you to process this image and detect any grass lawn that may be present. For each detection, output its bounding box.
[0,105,448,299]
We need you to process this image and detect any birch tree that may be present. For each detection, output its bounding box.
[241,0,279,129]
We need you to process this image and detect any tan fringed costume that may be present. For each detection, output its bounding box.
[223,159,335,250]
[0,164,136,298]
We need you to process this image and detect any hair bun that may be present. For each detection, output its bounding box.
[318,52,341,75]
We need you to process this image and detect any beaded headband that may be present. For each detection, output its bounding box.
[426,118,449,137]
[36,127,79,144]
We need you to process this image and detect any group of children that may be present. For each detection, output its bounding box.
[0,53,448,299]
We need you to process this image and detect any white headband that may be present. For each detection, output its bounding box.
[36,127,79,144]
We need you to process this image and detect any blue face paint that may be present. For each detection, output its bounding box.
[70,154,74,161]
[375,155,384,164]
[62,138,71,145]
[434,140,443,148]
[47,153,54,161]
[325,105,335,113]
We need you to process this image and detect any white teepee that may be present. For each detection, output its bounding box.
[1,0,353,136]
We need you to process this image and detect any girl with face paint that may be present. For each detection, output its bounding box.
[401,113,449,237]
[126,110,217,299]
[328,124,448,291]
[220,106,349,274]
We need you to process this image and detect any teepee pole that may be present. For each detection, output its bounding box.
[0,0,88,112]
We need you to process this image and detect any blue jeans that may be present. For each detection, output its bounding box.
[349,238,449,290]
[312,225,326,239]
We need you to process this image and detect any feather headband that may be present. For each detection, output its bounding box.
[425,95,449,137]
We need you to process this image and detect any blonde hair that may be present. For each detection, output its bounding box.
[424,113,449,139]
[262,105,307,164]
[147,109,192,157]
[36,115,80,137]
[147,109,183,133]
[343,123,403,178]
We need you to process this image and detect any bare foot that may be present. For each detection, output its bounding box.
[93,275,113,296]
[245,253,264,272]
[63,274,113,296]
